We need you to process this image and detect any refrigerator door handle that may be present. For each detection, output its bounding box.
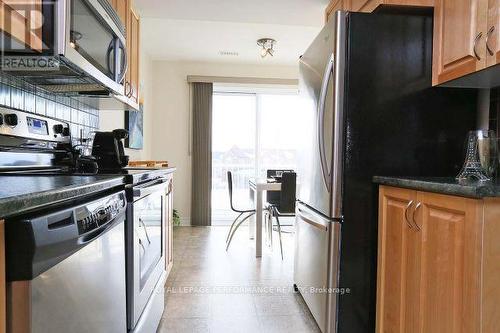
[297,207,329,231]
[318,53,335,193]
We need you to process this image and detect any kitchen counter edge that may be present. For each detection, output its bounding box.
[0,176,126,219]
[373,176,500,199]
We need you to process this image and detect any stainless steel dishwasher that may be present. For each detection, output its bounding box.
[5,191,127,333]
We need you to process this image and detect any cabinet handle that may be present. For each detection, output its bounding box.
[412,202,421,231]
[404,200,414,229]
[486,26,495,56]
[473,32,483,60]
[124,81,131,97]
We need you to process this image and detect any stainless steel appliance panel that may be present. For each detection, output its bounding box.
[294,203,340,333]
[297,12,346,218]
[32,220,126,333]
[128,178,167,329]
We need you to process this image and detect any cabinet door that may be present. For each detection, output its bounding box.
[486,0,500,66]
[349,0,379,11]
[1,0,42,52]
[432,0,489,85]
[376,186,420,333]
[129,7,140,103]
[415,192,482,333]
[325,0,346,22]
[115,0,127,27]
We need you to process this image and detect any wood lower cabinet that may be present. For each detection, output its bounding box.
[377,187,420,332]
[377,186,499,333]
[416,191,482,333]
[0,0,42,52]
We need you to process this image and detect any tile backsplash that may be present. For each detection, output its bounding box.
[0,73,99,145]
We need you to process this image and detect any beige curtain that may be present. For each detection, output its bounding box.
[191,82,213,226]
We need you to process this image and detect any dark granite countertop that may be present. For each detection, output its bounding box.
[373,176,500,199]
[0,175,125,218]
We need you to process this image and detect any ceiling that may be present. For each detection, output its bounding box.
[135,0,328,65]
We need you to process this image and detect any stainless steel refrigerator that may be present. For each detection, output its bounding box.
[294,10,478,333]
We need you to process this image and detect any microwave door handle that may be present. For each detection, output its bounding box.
[106,39,115,78]
[318,53,334,193]
[118,39,128,84]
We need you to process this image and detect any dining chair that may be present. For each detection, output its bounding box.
[225,171,256,251]
[266,169,294,207]
[265,171,297,259]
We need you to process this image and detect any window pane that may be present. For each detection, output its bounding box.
[257,93,304,177]
[212,93,256,225]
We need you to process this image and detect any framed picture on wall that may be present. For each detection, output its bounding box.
[125,108,144,149]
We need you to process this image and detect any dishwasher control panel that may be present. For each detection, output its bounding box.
[76,192,126,235]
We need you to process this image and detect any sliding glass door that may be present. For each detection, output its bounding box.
[212,93,257,224]
[211,90,305,225]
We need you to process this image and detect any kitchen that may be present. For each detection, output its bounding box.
[0,0,499,333]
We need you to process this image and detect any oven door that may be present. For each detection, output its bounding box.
[59,0,127,94]
[128,178,167,329]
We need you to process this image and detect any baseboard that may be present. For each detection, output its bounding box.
[179,217,191,226]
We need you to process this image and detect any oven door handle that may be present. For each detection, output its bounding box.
[133,179,168,198]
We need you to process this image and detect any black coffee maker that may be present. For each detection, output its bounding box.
[92,129,129,170]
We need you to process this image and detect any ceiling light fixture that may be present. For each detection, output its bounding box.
[257,38,276,58]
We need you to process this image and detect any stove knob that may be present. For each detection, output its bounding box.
[62,127,70,137]
[53,124,64,134]
[4,114,18,126]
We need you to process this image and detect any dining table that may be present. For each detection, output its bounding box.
[248,178,281,257]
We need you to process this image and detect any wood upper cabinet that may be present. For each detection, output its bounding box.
[0,0,42,52]
[108,0,140,105]
[432,0,490,85]
[325,0,433,22]
[486,0,500,66]
[128,7,140,103]
[108,0,127,27]
[325,0,347,22]
[377,186,499,333]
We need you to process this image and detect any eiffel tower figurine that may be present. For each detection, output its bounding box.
[456,131,491,182]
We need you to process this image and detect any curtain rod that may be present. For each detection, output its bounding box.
[186,75,298,86]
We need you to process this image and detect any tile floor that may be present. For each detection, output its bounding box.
[158,226,320,333]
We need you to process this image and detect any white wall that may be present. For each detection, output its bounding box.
[99,54,154,161]
[149,61,299,225]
